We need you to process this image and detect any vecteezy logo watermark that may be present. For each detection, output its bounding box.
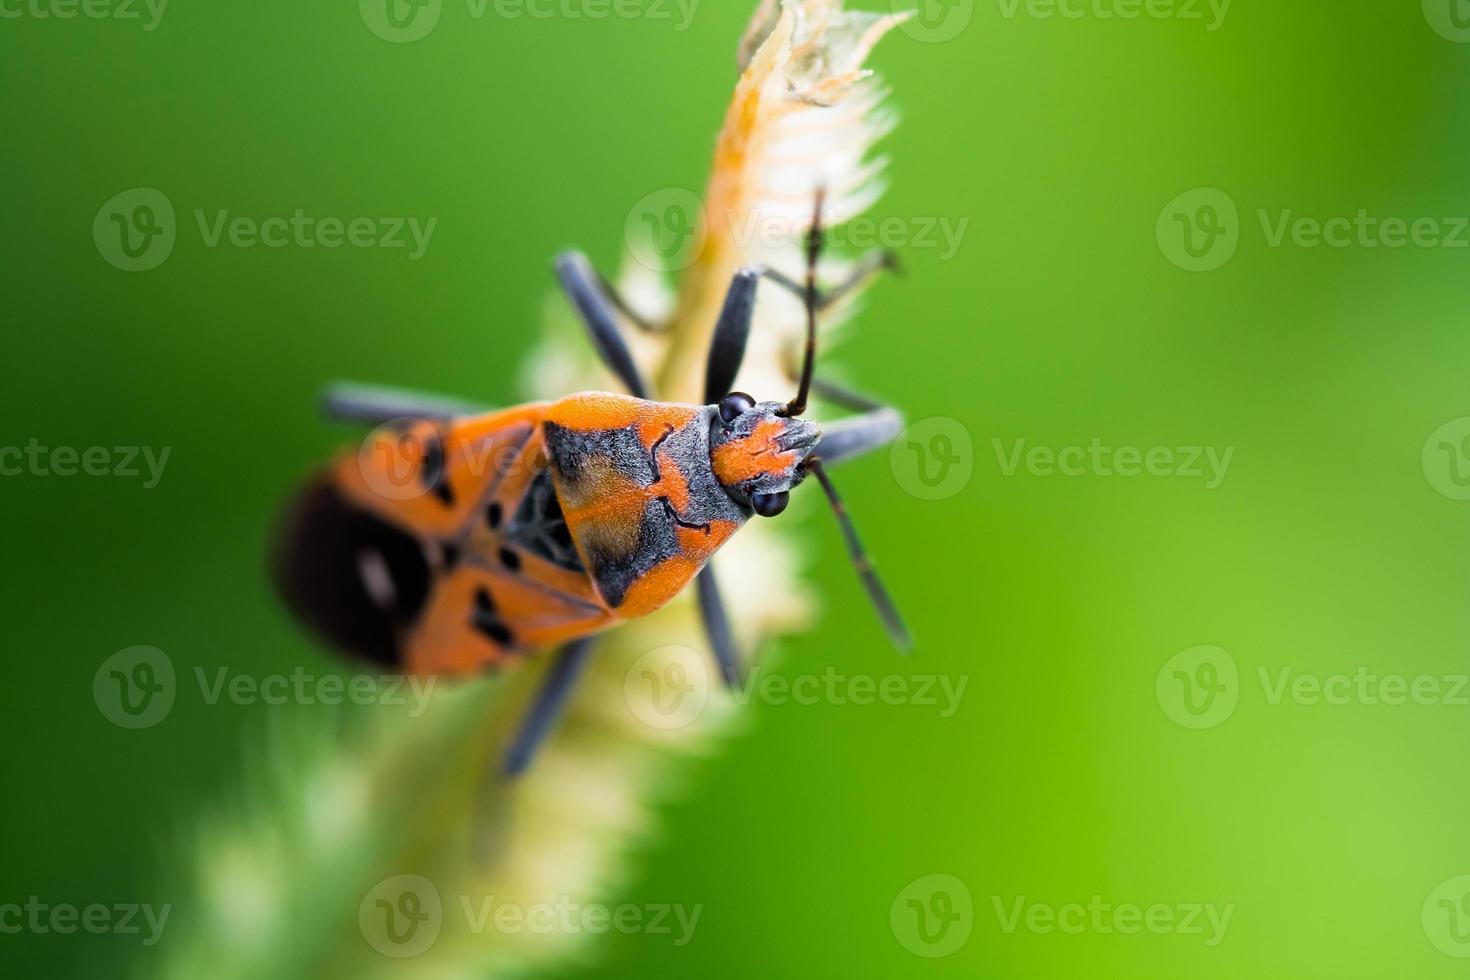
[93,646,176,730]
[894,0,974,43]
[359,0,443,42]
[93,188,437,271]
[93,647,438,729]
[992,896,1234,946]
[94,188,176,272]
[1157,188,1239,272]
[1156,645,1239,730]
[359,876,702,957]
[892,417,974,501]
[1422,417,1470,500]
[360,875,443,958]
[996,0,1230,30]
[1424,0,1470,43]
[1424,875,1470,958]
[624,187,707,273]
[891,875,974,957]
[0,440,171,488]
[993,438,1234,489]
[0,0,168,30]
[625,645,712,730]
[359,0,701,42]
[0,897,171,947]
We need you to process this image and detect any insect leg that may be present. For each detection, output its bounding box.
[805,457,914,653]
[695,566,741,687]
[699,264,893,405]
[808,378,904,468]
[705,194,897,406]
[502,635,597,777]
[704,266,764,402]
[322,381,493,426]
[586,260,666,333]
[554,251,651,398]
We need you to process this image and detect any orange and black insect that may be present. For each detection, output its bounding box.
[272,195,910,773]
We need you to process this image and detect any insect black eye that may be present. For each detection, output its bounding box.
[719,391,756,424]
[751,491,790,518]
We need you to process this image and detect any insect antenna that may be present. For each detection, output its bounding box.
[804,457,914,652]
[781,188,825,418]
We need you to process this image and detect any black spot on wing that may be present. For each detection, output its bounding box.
[471,586,516,648]
[271,479,430,668]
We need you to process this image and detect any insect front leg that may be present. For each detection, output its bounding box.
[702,252,900,404]
[555,251,667,333]
[554,251,653,397]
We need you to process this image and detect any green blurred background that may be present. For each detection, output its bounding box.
[7,0,1470,976]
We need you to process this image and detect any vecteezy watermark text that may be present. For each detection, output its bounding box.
[623,646,970,731]
[93,646,438,729]
[93,188,437,272]
[195,667,437,716]
[623,188,970,272]
[357,875,701,957]
[1158,187,1470,272]
[993,438,1234,489]
[0,0,167,30]
[995,0,1230,31]
[992,896,1234,946]
[0,897,170,947]
[0,441,170,488]
[1157,645,1470,730]
[359,0,700,43]
[194,210,436,259]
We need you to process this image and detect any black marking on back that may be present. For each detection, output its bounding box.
[543,409,750,609]
[543,421,657,487]
[271,479,429,668]
[502,467,584,572]
[659,497,711,533]
[584,497,681,608]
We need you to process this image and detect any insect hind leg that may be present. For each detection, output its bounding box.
[696,566,741,687]
[502,635,597,777]
[322,381,492,426]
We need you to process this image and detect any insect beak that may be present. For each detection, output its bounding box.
[778,418,822,458]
